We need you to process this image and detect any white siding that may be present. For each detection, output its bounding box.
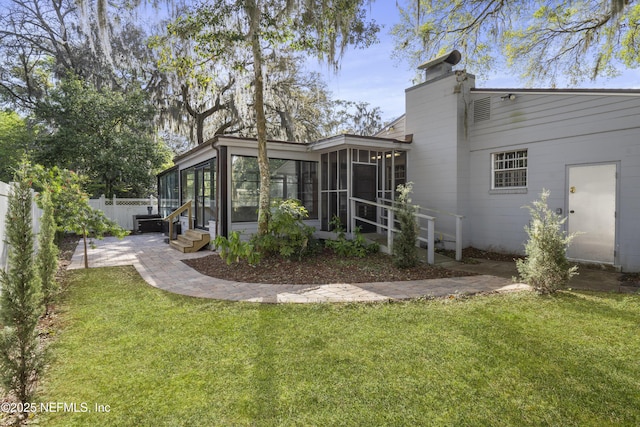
[467,92,640,270]
[405,73,474,246]
[374,115,406,140]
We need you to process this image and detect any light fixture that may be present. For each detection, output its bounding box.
[500,93,516,101]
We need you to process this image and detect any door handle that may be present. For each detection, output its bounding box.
[570,210,575,214]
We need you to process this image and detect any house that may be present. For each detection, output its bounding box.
[158,50,640,272]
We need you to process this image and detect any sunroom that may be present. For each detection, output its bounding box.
[157,133,410,244]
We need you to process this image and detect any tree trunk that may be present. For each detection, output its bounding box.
[247,0,270,235]
[83,229,89,269]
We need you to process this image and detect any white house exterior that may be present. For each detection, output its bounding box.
[159,51,640,272]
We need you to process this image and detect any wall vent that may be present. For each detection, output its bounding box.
[473,97,491,122]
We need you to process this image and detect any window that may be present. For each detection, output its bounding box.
[231,156,318,222]
[158,168,179,218]
[492,150,527,188]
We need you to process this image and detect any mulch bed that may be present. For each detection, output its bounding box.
[183,249,474,285]
[436,247,525,262]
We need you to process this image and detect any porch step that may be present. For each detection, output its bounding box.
[169,229,211,253]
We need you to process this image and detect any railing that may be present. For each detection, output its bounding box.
[350,197,464,264]
[378,198,463,261]
[350,197,437,264]
[415,206,464,262]
[163,200,193,241]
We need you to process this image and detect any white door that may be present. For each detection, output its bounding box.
[566,163,617,264]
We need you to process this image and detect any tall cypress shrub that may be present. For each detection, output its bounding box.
[0,170,44,408]
[393,183,419,268]
[516,189,578,294]
[37,189,58,314]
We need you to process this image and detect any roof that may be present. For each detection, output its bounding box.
[170,132,409,165]
[309,133,409,146]
[472,88,640,96]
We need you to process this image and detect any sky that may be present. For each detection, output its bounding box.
[309,2,640,123]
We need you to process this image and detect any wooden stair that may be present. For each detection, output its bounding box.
[169,229,211,253]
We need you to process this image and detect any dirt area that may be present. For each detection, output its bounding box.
[437,247,525,263]
[184,249,475,285]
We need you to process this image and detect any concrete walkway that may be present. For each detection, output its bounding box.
[69,233,530,303]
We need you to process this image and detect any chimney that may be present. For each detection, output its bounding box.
[418,50,462,81]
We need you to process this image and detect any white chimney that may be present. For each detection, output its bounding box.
[417,50,462,81]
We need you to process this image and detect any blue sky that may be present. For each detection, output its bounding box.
[310,2,640,122]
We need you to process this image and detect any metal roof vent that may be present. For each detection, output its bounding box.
[417,50,462,81]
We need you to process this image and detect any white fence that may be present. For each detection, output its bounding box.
[89,194,159,231]
[0,181,43,272]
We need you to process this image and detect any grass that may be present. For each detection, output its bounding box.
[39,266,640,426]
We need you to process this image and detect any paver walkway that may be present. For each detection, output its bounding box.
[69,233,530,303]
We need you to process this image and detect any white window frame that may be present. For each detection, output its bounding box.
[491,149,528,189]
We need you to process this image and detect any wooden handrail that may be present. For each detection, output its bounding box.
[164,200,192,240]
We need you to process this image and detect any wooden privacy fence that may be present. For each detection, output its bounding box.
[0,180,43,272]
[89,194,159,231]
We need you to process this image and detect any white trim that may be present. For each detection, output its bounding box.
[491,149,528,190]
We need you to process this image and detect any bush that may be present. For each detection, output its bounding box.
[214,231,261,266]
[37,189,58,314]
[324,216,379,258]
[0,168,45,409]
[393,183,419,269]
[516,189,578,294]
[252,199,317,260]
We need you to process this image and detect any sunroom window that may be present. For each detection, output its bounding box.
[231,156,318,222]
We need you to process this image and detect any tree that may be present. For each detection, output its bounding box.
[165,0,378,234]
[28,164,128,268]
[36,188,58,314]
[0,111,32,182]
[0,0,172,112]
[34,75,172,198]
[392,0,640,85]
[154,18,336,147]
[516,189,579,294]
[393,182,419,268]
[326,100,383,136]
[0,167,44,410]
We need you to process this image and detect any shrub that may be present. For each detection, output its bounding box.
[0,168,45,410]
[37,188,59,314]
[28,164,127,267]
[516,189,578,294]
[252,199,317,260]
[214,232,260,266]
[393,183,419,269]
[325,216,379,258]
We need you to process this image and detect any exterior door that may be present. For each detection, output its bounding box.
[195,164,212,229]
[353,164,377,232]
[566,163,617,264]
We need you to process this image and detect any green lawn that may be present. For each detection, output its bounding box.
[39,267,640,426]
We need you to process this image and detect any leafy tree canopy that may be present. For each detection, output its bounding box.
[392,0,640,85]
[33,75,172,198]
[0,111,33,182]
[327,100,383,136]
